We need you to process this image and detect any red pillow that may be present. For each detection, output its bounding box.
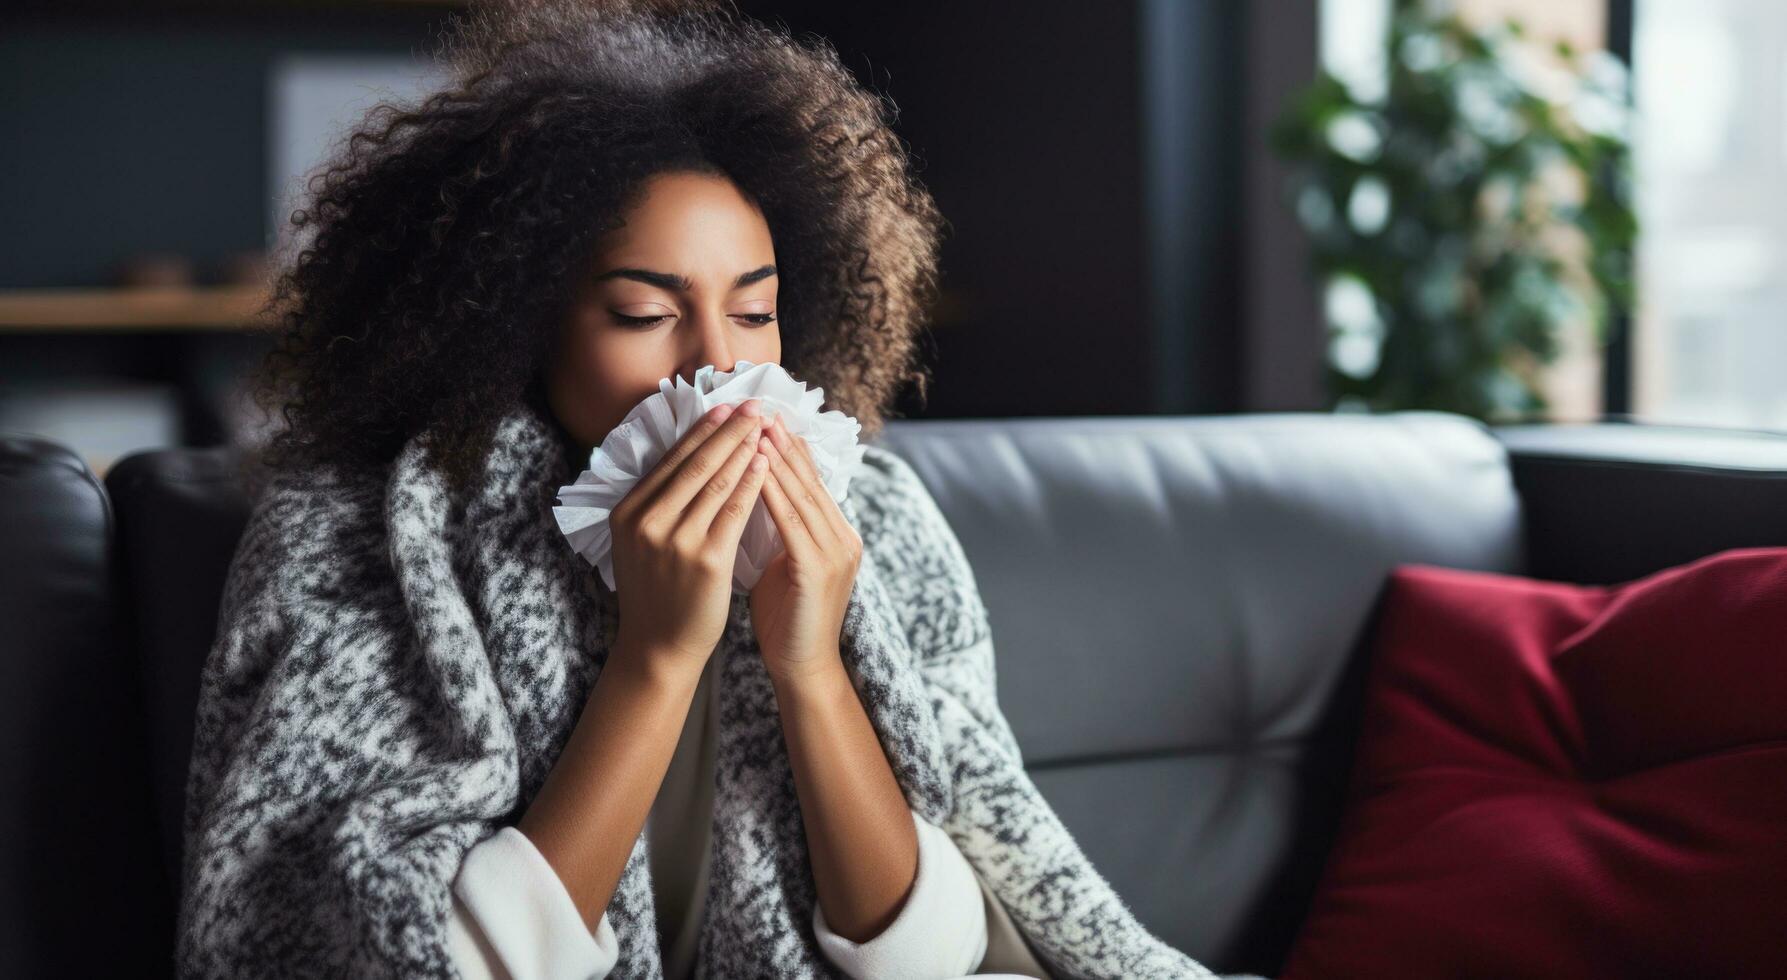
[1280,547,1787,980]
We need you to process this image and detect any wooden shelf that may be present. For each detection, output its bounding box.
[0,283,971,333]
[0,285,274,332]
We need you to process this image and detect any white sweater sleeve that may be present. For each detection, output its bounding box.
[447,826,620,980]
[812,808,990,979]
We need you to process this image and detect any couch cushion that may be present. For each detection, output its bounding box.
[104,445,256,892]
[1279,548,1787,980]
[873,411,1523,970]
[874,412,1523,765]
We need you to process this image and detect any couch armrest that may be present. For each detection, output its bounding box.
[0,433,172,976]
[1494,422,1787,585]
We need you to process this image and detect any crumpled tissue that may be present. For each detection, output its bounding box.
[553,360,867,594]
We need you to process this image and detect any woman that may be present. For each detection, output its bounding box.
[177,1,1237,977]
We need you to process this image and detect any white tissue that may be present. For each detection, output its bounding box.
[552,360,867,594]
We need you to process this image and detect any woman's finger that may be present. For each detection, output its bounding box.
[703,439,770,551]
[769,415,851,541]
[757,438,825,560]
[761,416,843,547]
[675,418,764,538]
[643,403,769,523]
[628,402,733,505]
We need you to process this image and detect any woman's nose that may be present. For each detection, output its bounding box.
[682,310,735,377]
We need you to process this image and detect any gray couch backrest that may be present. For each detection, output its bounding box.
[872,411,1524,969]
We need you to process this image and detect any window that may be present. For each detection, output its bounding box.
[1319,0,1787,428]
[1630,0,1787,428]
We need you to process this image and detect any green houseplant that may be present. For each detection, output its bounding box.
[1270,6,1637,421]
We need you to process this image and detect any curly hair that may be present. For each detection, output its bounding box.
[245,0,946,496]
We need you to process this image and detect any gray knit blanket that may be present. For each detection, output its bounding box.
[176,401,1224,979]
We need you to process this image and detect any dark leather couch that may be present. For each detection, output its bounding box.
[5,411,1786,978]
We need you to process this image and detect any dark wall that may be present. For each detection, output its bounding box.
[0,7,451,447]
[1241,0,1324,411]
[741,0,1250,419]
[0,7,447,289]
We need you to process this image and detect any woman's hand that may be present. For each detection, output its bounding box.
[749,413,863,685]
[607,400,772,677]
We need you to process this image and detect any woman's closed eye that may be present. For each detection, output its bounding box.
[611,311,776,327]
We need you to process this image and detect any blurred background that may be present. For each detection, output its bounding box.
[1,0,1778,476]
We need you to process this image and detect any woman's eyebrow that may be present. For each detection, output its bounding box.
[595,264,778,291]
[733,264,777,288]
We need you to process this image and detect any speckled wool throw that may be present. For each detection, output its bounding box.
[176,401,1221,979]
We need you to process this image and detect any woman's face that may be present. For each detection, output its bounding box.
[546,169,783,460]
